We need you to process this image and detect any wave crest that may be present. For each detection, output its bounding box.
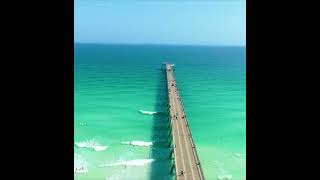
[217,175,232,180]
[121,140,153,147]
[74,155,88,174]
[216,168,232,180]
[105,175,121,180]
[75,139,108,151]
[138,110,158,115]
[99,159,155,167]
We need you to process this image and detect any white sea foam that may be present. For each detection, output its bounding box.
[75,139,108,151]
[217,168,232,180]
[74,155,88,174]
[217,175,232,180]
[99,159,155,167]
[105,175,121,180]
[234,153,242,157]
[138,110,157,115]
[75,168,88,174]
[121,141,153,147]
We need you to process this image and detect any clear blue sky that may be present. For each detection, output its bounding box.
[75,1,246,46]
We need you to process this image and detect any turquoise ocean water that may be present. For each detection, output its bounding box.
[74,44,246,180]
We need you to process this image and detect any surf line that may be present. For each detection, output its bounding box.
[121,140,153,147]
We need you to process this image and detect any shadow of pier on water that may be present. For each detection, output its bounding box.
[148,68,174,180]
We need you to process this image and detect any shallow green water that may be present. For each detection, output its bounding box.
[74,44,246,180]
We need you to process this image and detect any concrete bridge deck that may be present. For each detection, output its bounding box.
[165,64,205,180]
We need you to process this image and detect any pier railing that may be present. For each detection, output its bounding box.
[170,66,205,180]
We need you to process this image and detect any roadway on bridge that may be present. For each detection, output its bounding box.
[166,64,204,180]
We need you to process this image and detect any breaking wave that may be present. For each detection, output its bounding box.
[217,175,232,180]
[121,140,153,147]
[105,175,121,180]
[138,110,158,115]
[74,155,88,174]
[99,159,155,167]
[75,139,108,151]
[216,168,232,180]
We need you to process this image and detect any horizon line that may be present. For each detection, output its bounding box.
[74,42,246,47]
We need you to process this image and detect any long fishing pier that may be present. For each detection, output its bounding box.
[164,64,205,180]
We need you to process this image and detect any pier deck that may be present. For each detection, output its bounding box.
[165,64,205,180]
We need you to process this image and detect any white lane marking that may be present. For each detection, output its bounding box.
[170,74,187,180]
[167,70,179,176]
[175,89,196,180]
[168,69,187,179]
